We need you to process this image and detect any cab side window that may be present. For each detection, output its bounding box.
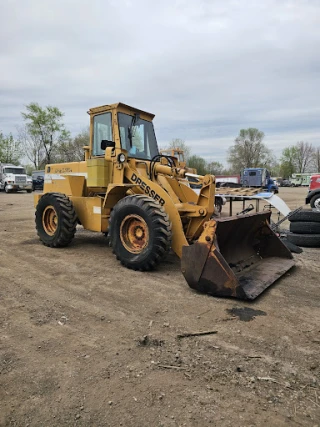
[93,113,112,156]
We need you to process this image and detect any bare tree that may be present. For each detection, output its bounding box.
[313,147,320,172]
[17,125,44,169]
[166,138,191,160]
[227,128,274,172]
[295,141,314,173]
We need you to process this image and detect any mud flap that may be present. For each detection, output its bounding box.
[181,211,294,300]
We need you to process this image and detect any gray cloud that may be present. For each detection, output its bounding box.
[1,0,319,165]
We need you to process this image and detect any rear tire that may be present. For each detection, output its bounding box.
[35,193,77,247]
[310,194,320,210]
[109,195,172,271]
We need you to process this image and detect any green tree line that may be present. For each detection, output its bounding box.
[1,103,319,179]
[166,131,319,178]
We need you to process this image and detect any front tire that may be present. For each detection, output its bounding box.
[109,195,172,271]
[35,193,77,247]
[310,194,320,210]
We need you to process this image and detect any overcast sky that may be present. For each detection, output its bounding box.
[1,0,319,165]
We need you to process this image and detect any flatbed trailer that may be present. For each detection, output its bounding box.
[215,187,291,217]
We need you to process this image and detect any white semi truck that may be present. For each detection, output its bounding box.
[0,163,32,193]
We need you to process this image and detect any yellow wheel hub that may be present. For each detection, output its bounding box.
[120,214,149,254]
[42,205,58,236]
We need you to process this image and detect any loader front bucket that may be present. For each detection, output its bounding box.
[181,211,294,300]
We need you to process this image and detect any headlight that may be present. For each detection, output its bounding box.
[118,153,126,163]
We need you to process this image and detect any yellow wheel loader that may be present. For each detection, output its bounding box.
[34,103,294,300]
[160,148,195,172]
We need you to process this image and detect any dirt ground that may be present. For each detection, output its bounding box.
[0,187,319,427]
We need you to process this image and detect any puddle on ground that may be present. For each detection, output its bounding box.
[137,335,164,347]
[226,307,267,322]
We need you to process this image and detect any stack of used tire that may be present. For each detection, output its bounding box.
[287,209,320,247]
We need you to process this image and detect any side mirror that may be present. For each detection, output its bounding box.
[101,140,115,150]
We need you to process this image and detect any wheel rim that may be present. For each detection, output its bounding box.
[120,214,149,253]
[314,198,320,210]
[42,205,58,235]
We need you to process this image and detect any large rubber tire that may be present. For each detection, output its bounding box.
[109,195,172,271]
[280,237,303,254]
[35,193,77,247]
[290,221,320,234]
[289,209,320,223]
[287,231,320,248]
[310,194,320,210]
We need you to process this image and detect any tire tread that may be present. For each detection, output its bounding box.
[289,209,320,222]
[109,195,172,271]
[290,221,320,234]
[35,192,77,248]
[287,231,320,248]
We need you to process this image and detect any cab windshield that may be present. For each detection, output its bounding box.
[118,112,159,160]
[4,167,26,174]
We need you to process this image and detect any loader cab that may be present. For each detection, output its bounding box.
[89,103,159,161]
[160,148,186,167]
